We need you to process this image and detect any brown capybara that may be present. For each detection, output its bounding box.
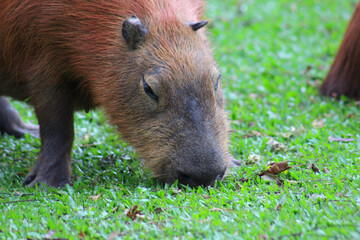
[0,0,230,187]
[320,3,360,100]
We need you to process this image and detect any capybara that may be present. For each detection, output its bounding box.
[320,3,360,100]
[0,0,230,187]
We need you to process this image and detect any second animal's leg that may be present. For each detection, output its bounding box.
[23,88,74,188]
[0,96,39,138]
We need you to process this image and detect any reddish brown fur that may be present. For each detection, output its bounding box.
[320,3,360,100]
[0,0,229,187]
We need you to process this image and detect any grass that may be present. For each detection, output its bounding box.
[1,0,360,239]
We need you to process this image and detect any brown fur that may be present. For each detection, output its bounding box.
[0,0,229,187]
[320,3,360,100]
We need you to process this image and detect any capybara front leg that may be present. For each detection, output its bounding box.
[0,96,39,138]
[23,90,74,188]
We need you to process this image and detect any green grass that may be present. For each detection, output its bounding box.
[1,0,360,239]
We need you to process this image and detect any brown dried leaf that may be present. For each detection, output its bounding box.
[202,194,211,199]
[89,194,102,201]
[242,130,262,138]
[260,161,291,176]
[210,208,222,212]
[154,207,163,214]
[107,231,119,240]
[44,230,56,239]
[259,235,269,240]
[310,163,320,173]
[125,205,142,221]
[260,173,284,187]
[328,137,356,142]
[267,139,286,153]
[276,203,282,212]
[312,119,324,129]
[112,206,120,213]
[79,230,86,239]
[247,155,264,164]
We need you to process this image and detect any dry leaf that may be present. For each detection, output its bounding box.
[328,137,356,142]
[202,194,211,199]
[260,173,284,187]
[312,119,324,129]
[248,121,256,128]
[323,167,330,174]
[310,163,320,173]
[89,194,102,201]
[260,161,291,176]
[44,230,56,239]
[125,205,142,221]
[242,130,262,138]
[276,203,282,211]
[154,207,163,214]
[210,208,222,212]
[247,155,264,164]
[249,93,258,99]
[259,235,269,240]
[79,230,86,239]
[112,206,120,213]
[267,139,286,153]
[107,231,119,240]
[310,194,327,201]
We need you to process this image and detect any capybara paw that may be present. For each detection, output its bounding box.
[23,170,71,188]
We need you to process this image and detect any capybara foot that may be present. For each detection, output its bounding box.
[23,167,71,188]
[0,97,39,138]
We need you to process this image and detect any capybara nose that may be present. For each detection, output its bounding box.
[177,167,226,187]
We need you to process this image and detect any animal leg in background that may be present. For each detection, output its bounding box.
[320,3,360,100]
[0,96,39,138]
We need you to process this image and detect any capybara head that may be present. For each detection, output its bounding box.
[101,12,229,187]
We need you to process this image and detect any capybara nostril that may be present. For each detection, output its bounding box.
[177,166,227,187]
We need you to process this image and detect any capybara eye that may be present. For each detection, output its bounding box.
[142,76,159,102]
[215,74,221,91]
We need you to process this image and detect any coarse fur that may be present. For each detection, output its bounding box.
[320,3,360,100]
[0,0,230,187]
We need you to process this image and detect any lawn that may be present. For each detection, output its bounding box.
[1,0,360,239]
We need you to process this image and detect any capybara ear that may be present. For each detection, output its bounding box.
[188,20,208,31]
[122,15,148,50]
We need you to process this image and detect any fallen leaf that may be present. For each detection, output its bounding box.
[107,231,119,240]
[202,194,211,199]
[259,161,291,176]
[323,167,330,174]
[259,235,269,240]
[248,121,256,128]
[242,130,262,138]
[247,155,264,164]
[249,93,258,99]
[89,194,102,201]
[154,207,163,214]
[310,194,327,201]
[267,139,286,153]
[276,203,282,211]
[310,163,320,173]
[328,137,356,142]
[79,230,86,239]
[260,173,284,187]
[112,206,120,213]
[125,205,142,221]
[210,208,222,212]
[312,119,324,129]
[44,230,56,239]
